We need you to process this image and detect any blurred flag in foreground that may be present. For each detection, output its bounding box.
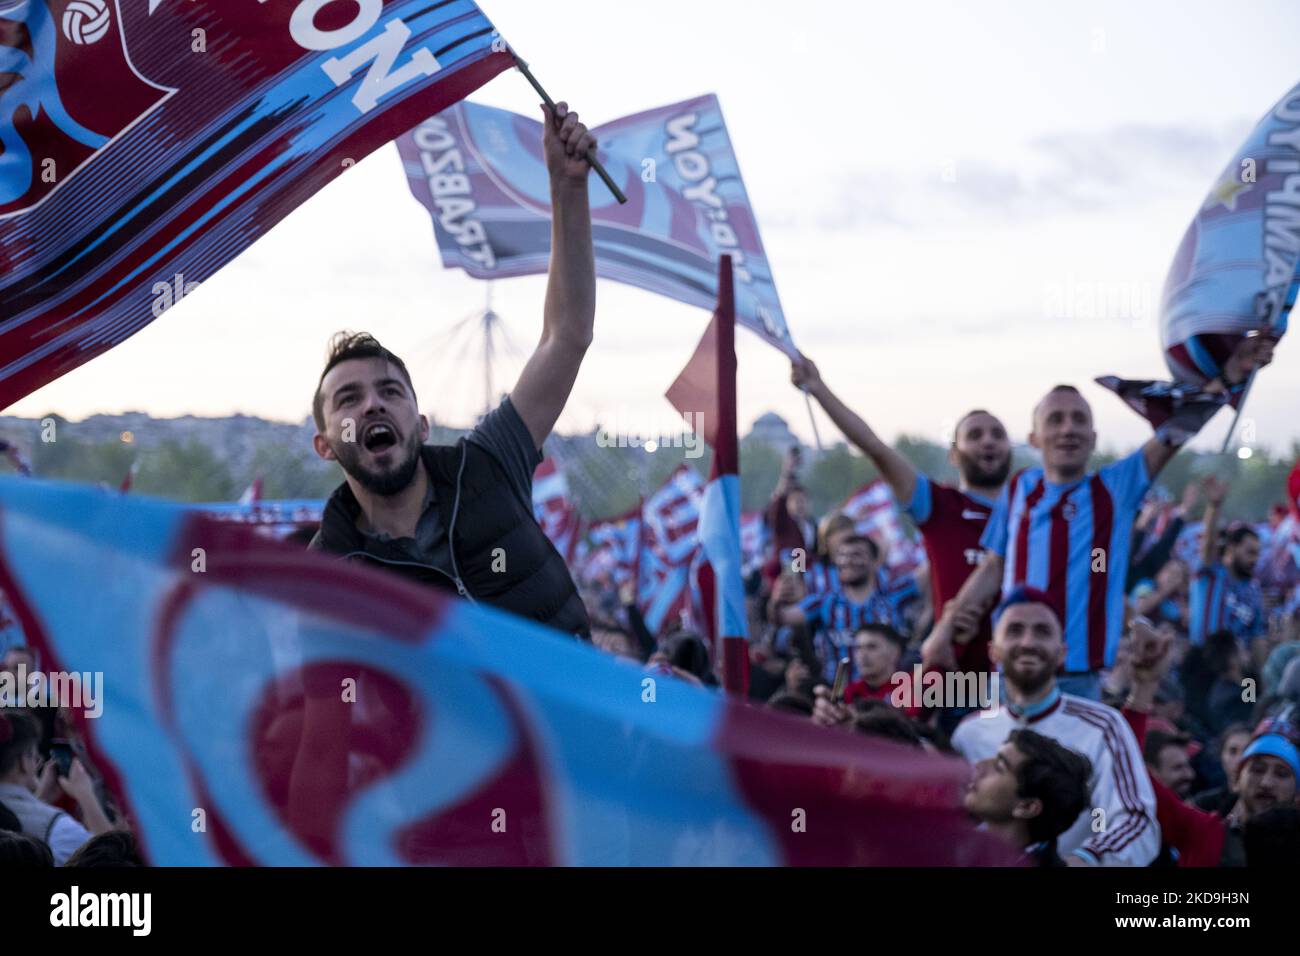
[0,478,1013,865]
[0,0,513,407]
[397,96,795,354]
[667,256,748,693]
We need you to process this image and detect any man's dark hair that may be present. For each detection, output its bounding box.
[312,331,417,432]
[1007,728,1093,846]
[851,699,923,748]
[767,691,814,716]
[1216,722,1253,757]
[1243,805,1300,867]
[1143,729,1190,767]
[64,830,143,868]
[664,633,714,684]
[0,710,40,777]
[953,409,995,444]
[837,534,880,561]
[1204,630,1240,677]
[0,829,54,867]
[0,799,20,832]
[855,623,906,654]
[1225,525,1260,548]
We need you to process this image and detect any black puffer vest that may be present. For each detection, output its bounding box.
[310,442,589,638]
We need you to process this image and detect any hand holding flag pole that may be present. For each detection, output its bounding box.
[513,55,627,205]
[1217,329,1278,455]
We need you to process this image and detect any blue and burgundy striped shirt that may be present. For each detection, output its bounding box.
[981,451,1151,672]
[1189,562,1265,645]
[798,572,918,682]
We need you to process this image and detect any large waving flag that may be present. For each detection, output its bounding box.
[637,464,704,636]
[0,477,1014,865]
[532,457,581,563]
[1160,80,1299,385]
[396,96,795,354]
[0,1,513,407]
[667,256,747,694]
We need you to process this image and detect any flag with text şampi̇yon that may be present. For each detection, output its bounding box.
[0,0,513,408]
[396,95,796,355]
[0,477,1016,865]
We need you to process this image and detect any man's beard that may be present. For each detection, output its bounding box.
[957,449,1011,488]
[1004,652,1055,696]
[334,429,423,497]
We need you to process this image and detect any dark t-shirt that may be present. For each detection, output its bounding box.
[364,397,541,569]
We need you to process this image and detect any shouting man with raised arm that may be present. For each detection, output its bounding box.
[308,103,597,638]
[933,337,1276,699]
[792,355,1012,674]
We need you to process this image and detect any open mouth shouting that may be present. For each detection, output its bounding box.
[362,420,400,457]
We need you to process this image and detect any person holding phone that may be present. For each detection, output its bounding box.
[0,711,115,865]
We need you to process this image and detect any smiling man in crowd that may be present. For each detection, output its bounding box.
[307,103,597,638]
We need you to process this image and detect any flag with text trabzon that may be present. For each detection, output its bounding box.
[397,95,795,355]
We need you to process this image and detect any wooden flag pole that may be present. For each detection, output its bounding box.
[512,55,628,205]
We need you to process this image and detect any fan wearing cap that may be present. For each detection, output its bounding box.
[1233,721,1300,821]
[1121,619,1300,866]
[951,586,1159,866]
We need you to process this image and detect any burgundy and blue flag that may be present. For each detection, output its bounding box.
[667,255,747,694]
[0,475,1015,865]
[0,1,513,407]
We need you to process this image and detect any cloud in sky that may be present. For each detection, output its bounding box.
[5,0,1298,463]
[774,118,1251,232]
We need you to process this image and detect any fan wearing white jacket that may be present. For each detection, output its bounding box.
[953,587,1159,866]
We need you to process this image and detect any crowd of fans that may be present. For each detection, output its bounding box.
[579,350,1300,867]
[3,346,1298,867]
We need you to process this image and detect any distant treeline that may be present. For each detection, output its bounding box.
[16,428,1298,526]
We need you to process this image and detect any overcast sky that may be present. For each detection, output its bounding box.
[11,0,1300,460]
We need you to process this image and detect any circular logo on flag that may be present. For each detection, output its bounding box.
[62,0,111,45]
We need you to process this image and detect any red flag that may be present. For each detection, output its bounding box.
[667,257,748,695]
[1289,460,1300,522]
[238,477,264,508]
